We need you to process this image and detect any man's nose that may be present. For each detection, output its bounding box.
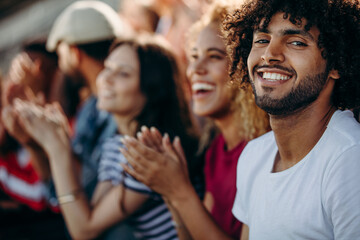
[261,40,285,64]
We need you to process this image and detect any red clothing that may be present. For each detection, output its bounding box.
[0,151,58,212]
[204,134,246,239]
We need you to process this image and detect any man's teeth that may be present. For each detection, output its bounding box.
[262,72,291,81]
[192,82,215,92]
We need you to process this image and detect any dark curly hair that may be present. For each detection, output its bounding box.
[223,0,360,110]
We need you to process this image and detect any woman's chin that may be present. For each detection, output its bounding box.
[96,102,111,112]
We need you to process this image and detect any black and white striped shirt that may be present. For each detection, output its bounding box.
[98,135,178,240]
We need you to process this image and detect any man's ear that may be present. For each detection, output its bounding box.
[69,45,81,66]
[32,58,42,76]
[328,69,340,80]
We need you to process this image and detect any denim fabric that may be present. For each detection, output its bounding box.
[71,96,117,198]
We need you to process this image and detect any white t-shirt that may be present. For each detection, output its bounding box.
[233,110,360,240]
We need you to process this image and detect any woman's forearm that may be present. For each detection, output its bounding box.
[164,197,193,240]
[168,183,233,240]
[24,142,51,181]
[46,143,97,239]
[46,142,143,240]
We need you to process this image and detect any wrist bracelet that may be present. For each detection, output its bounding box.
[57,190,82,205]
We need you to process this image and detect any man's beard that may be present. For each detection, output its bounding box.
[251,72,328,116]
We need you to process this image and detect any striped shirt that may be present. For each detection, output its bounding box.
[98,135,178,240]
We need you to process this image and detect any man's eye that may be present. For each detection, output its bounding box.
[254,39,269,44]
[209,54,223,60]
[290,41,308,47]
[118,71,130,78]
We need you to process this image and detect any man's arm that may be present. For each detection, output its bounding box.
[324,145,360,239]
[24,141,51,180]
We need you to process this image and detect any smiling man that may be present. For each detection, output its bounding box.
[224,0,360,239]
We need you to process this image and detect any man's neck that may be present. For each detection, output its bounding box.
[270,102,336,172]
[79,57,103,96]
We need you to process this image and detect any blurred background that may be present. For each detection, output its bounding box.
[0,0,121,74]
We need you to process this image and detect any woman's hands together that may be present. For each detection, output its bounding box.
[13,99,70,154]
[120,127,192,202]
[1,81,45,145]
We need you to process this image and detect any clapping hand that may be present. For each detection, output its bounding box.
[13,99,70,153]
[120,127,191,200]
[1,80,45,145]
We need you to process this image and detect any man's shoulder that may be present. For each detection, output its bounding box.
[327,110,360,146]
[312,110,360,169]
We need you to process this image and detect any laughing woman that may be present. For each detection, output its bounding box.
[14,36,199,240]
[119,2,270,240]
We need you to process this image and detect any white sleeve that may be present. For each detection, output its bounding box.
[323,145,360,239]
[232,144,251,225]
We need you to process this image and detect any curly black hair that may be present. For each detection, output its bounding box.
[223,0,360,110]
